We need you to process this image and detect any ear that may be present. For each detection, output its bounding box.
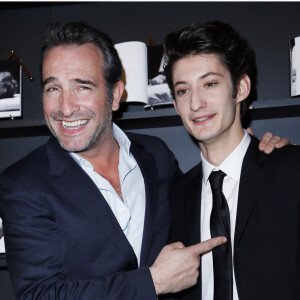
[236,74,251,104]
[112,80,124,111]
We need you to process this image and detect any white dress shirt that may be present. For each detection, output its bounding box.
[71,123,145,265]
[200,130,251,300]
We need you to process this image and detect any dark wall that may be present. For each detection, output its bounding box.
[1,2,300,113]
[0,2,298,166]
[1,3,300,299]
[0,2,300,171]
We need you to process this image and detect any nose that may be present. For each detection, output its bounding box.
[190,88,206,112]
[58,90,80,117]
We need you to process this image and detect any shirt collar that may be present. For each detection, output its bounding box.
[112,123,132,156]
[202,130,251,185]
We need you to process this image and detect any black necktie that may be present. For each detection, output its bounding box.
[209,170,233,300]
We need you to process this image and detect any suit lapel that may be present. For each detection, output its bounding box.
[130,141,158,267]
[184,163,202,245]
[182,163,203,299]
[46,137,138,266]
[234,137,268,249]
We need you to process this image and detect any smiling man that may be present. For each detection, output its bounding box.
[164,21,300,300]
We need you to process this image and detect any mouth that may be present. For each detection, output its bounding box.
[193,114,216,123]
[61,119,88,130]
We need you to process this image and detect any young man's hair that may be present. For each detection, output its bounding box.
[41,21,122,103]
[163,21,257,118]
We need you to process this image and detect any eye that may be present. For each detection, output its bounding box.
[74,85,92,94]
[45,87,57,92]
[205,82,217,88]
[43,86,60,96]
[176,88,189,96]
[79,86,91,90]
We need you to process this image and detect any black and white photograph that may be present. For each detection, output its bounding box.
[0,218,4,253]
[290,36,300,97]
[147,45,173,107]
[0,60,22,118]
[115,42,173,108]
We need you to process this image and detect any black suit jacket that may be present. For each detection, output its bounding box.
[169,136,300,300]
[0,132,181,300]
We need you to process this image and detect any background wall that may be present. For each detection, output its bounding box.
[1,2,300,299]
[0,2,299,172]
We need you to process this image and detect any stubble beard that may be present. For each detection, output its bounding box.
[46,106,113,154]
[74,108,113,154]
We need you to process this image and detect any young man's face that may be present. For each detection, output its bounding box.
[42,43,122,154]
[172,54,246,148]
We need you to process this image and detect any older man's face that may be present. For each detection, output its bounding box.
[42,43,115,154]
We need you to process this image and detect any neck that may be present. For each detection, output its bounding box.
[77,129,122,200]
[200,127,245,166]
[76,125,119,168]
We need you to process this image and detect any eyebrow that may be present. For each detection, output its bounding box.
[43,76,56,87]
[173,72,224,88]
[42,77,97,87]
[72,78,97,87]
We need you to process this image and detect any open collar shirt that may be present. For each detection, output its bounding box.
[70,123,145,266]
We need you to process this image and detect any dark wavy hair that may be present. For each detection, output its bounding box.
[163,21,257,118]
[41,21,122,102]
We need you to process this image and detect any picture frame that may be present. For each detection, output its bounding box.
[0,60,22,118]
[147,44,173,107]
[0,218,4,254]
[115,42,173,108]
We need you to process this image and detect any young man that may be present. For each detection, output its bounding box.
[0,21,289,299]
[164,21,300,300]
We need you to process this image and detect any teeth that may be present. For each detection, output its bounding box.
[62,120,88,128]
[195,116,209,122]
[195,114,215,122]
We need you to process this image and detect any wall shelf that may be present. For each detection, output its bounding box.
[0,98,300,136]
[250,98,300,119]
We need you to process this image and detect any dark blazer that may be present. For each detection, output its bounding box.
[169,136,300,300]
[0,132,181,300]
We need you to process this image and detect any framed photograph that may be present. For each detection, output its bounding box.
[115,42,173,108]
[0,218,4,254]
[0,60,22,118]
[290,36,300,97]
[147,45,173,107]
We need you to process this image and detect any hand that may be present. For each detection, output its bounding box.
[149,237,227,295]
[246,128,290,154]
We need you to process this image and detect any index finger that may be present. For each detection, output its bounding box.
[187,237,227,256]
